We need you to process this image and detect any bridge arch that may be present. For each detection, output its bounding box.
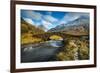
[32,32,68,41]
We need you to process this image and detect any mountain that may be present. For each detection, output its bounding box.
[67,15,89,26]
[21,18,45,34]
[48,16,89,35]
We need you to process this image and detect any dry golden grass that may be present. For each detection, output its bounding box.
[21,33,44,45]
[56,37,89,61]
[49,35,63,40]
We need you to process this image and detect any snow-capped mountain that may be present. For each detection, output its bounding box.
[48,15,89,32]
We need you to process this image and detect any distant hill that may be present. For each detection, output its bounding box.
[48,16,89,35]
[21,18,45,35]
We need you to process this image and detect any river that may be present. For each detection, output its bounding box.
[21,40,64,63]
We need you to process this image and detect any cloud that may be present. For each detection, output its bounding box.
[41,20,53,30]
[22,10,42,21]
[32,11,42,20]
[60,12,89,24]
[43,15,58,23]
[42,15,59,30]
[23,18,35,25]
[75,13,89,17]
[59,20,67,24]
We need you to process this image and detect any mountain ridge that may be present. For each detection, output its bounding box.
[47,16,89,35]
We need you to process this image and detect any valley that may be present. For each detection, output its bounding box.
[21,16,89,62]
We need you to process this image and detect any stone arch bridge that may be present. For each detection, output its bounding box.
[32,32,88,41]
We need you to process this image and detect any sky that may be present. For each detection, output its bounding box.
[21,10,89,31]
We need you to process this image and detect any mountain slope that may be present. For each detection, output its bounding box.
[21,18,45,35]
[21,18,45,45]
[48,16,89,35]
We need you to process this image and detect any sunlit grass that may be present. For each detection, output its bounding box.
[49,35,63,40]
[21,33,44,45]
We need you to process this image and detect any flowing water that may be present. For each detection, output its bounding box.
[21,40,64,63]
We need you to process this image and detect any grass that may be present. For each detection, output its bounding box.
[49,35,63,40]
[21,33,44,45]
[56,37,89,61]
